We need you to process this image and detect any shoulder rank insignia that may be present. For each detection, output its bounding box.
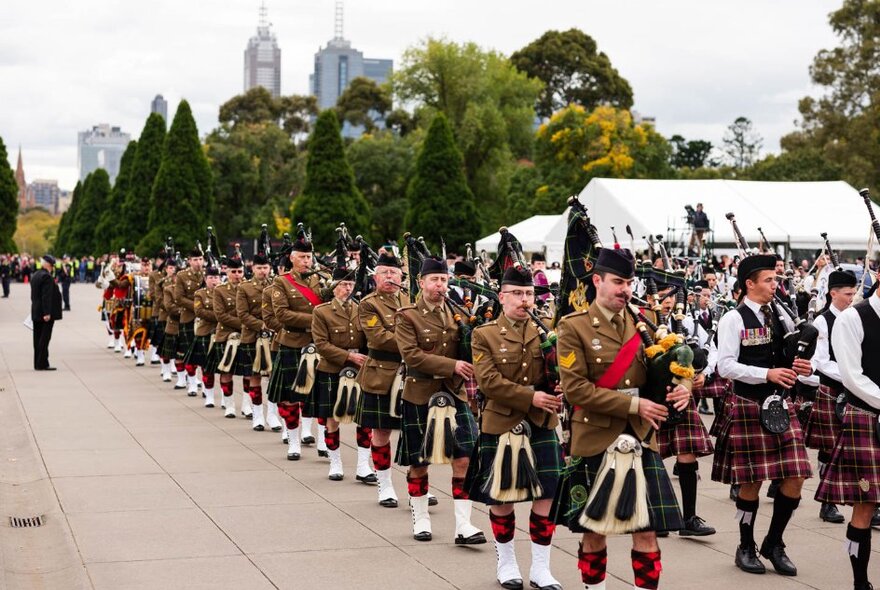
[558,351,577,369]
[592,316,600,327]
[473,352,484,363]
[367,315,379,328]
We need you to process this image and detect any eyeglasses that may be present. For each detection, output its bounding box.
[501,289,535,299]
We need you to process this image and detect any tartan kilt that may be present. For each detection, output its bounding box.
[694,376,730,400]
[468,421,564,505]
[232,342,255,377]
[395,397,478,467]
[175,321,195,362]
[160,332,178,359]
[150,319,165,349]
[267,346,302,405]
[313,370,340,419]
[709,388,734,438]
[185,335,218,373]
[551,448,683,534]
[804,384,843,452]
[356,391,401,430]
[815,405,880,505]
[710,393,813,485]
[657,398,714,459]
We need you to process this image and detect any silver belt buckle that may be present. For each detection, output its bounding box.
[619,387,639,397]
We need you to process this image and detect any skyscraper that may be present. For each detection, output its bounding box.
[309,1,392,137]
[151,94,168,121]
[244,3,281,98]
[77,124,131,184]
[28,180,61,215]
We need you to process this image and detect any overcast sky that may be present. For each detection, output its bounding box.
[1,0,842,189]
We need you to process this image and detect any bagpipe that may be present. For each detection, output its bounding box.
[252,224,274,375]
[554,195,603,324]
[353,234,378,300]
[855,188,880,302]
[402,232,431,298]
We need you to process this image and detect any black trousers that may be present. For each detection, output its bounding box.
[1,277,9,297]
[61,282,70,309]
[33,319,54,370]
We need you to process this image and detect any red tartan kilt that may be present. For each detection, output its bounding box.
[657,398,714,459]
[693,377,730,400]
[711,393,813,485]
[804,384,842,452]
[816,405,880,505]
[709,388,734,438]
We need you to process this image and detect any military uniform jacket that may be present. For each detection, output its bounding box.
[312,299,366,374]
[556,306,690,457]
[156,275,170,322]
[271,271,323,349]
[236,277,271,344]
[193,287,217,337]
[395,298,464,406]
[174,268,205,324]
[148,269,163,304]
[213,282,241,343]
[261,283,283,352]
[163,281,180,335]
[356,290,411,394]
[472,314,558,435]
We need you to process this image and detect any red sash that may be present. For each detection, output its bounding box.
[595,332,642,389]
[284,274,322,307]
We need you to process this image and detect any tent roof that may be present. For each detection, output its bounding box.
[474,214,561,254]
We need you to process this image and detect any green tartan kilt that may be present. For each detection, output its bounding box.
[185,335,218,373]
[160,332,178,360]
[467,420,564,505]
[175,321,195,362]
[314,370,340,419]
[395,397,478,468]
[550,446,683,534]
[267,346,302,405]
[356,391,401,430]
[151,319,165,350]
[231,342,255,377]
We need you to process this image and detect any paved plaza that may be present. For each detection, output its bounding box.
[0,284,869,589]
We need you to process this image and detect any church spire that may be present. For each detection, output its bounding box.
[14,146,28,210]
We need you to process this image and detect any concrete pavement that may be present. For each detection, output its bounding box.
[0,283,871,589]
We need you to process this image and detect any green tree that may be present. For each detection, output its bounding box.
[0,136,19,252]
[393,38,542,232]
[669,135,717,169]
[13,208,59,257]
[139,100,213,254]
[510,28,633,119]
[745,147,842,181]
[347,130,420,241]
[69,170,111,255]
[406,113,480,251]
[94,140,137,253]
[723,116,762,169]
[292,110,371,250]
[54,181,81,253]
[120,113,166,253]
[219,87,318,139]
[336,77,392,133]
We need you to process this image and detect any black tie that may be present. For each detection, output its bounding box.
[760,304,773,330]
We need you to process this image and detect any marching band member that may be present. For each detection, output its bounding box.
[187,267,221,407]
[235,253,273,431]
[174,248,205,396]
[260,254,289,437]
[154,258,176,381]
[130,257,154,366]
[213,258,246,417]
[147,252,167,365]
[161,262,181,385]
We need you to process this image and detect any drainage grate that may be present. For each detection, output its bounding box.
[9,516,43,528]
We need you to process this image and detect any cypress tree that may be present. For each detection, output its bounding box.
[122,113,166,253]
[405,113,480,251]
[292,110,371,250]
[0,137,18,252]
[139,100,213,254]
[54,180,81,253]
[69,170,111,256]
[95,140,137,253]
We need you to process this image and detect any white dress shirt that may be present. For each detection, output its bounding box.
[717,296,795,384]
[811,306,843,383]
[831,294,880,410]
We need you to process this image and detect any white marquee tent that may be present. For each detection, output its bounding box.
[476,179,880,263]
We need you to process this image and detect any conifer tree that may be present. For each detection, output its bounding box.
[122,113,166,253]
[405,113,479,251]
[69,170,111,256]
[95,140,137,253]
[54,180,81,253]
[0,137,19,253]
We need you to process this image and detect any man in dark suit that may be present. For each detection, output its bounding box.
[31,255,62,371]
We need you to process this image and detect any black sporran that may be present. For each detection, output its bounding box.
[760,394,790,434]
[796,400,813,427]
[835,392,847,422]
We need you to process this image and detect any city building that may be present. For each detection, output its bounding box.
[57,188,72,214]
[150,94,168,121]
[309,1,392,137]
[14,147,30,210]
[243,3,281,98]
[28,180,61,215]
[77,124,131,184]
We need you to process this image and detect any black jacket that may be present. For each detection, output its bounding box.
[31,269,63,322]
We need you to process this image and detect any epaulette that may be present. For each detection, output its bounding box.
[472,320,497,333]
[396,304,417,314]
[560,308,590,322]
[314,301,332,310]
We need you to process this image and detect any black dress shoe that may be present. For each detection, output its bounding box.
[759,541,797,576]
[729,484,740,501]
[529,582,561,590]
[40,367,57,371]
[672,462,679,477]
[698,400,714,415]
[655,530,669,538]
[819,502,845,523]
[302,435,315,445]
[187,391,197,397]
[282,436,289,444]
[150,360,161,365]
[414,531,432,541]
[734,544,766,574]
[455,531,486,545]
[317,450,329,458]
[174,385,186,390]
[271,425,282,432]
[499,578,523,590]
[854,582,874,590]
[679,515,716,537]
[871,507,880,528]
[328,473,344,481]
[379,498,398,508]
[253,425,264,432]
[766,480,781,499]
[356,473,378,485]
[287,452,301,461]
[428,495,438,507]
